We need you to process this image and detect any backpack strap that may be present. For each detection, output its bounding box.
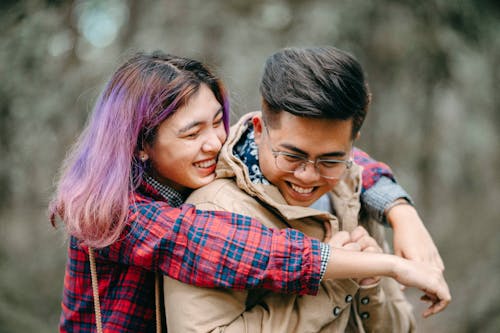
[88,247,103,333]
[89,247,162,333]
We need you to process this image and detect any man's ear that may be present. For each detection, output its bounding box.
[355,131,361,140]
[252,115,264,144]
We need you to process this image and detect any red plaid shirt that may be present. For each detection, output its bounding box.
[60,183,324,332]
[353,147,393,191]
[59,149,392,333]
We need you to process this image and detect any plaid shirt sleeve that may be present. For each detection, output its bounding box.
[353,147,413,225]
[353,147,395,191]
[101,199,323,296]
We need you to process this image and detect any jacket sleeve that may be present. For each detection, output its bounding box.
[164,275,360,333]
[356,278,416,333]
[98,201,323,295]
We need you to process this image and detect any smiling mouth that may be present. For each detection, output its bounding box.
[194,159,216,169]
[289,182,315,194]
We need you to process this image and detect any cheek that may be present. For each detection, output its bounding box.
[259,150,282,181]
[323,179,340,189]
[217,127,228,144]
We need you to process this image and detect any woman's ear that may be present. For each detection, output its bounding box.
[137,149,149,162]
[252,115,264,144]
[355,131,361,140]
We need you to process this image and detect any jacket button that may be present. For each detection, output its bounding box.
[361,312,370,320]
[345,294,353,303]
[333,306,341,316]
[361,296,370,305]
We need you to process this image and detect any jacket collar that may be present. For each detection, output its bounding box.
[216,111,363,222]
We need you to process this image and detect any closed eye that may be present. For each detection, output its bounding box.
[183,131,200,139]
[319,159,346,168]
[213,116,223,128]
[280,152,305,163]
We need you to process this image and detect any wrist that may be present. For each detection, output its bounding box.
[361,177,414,226]
[385,198,412,215]
[386,200,418,229]
[387,254,402,279]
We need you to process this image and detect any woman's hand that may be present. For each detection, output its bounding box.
[350,226,382,286]
[392,257,451,317]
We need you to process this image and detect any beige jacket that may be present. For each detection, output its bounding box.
[164,112,416,333]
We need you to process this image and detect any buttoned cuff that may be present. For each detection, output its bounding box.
[361,176,413,226]
[357,281,384,324]
[322,278,360,320]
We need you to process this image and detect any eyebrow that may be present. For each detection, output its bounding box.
[177,108,223,134]
[279,143,347,158]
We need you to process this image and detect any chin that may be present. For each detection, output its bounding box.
[195,175,216,189]
[284,196,315,207]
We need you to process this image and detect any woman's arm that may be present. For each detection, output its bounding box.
[98,201,324,295]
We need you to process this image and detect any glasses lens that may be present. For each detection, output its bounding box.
[275,153,349,179]
[275,154,303,173]
[317,162,347,179]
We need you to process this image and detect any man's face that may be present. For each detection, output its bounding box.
[253,112,353,207]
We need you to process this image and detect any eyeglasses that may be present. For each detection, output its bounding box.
[263,122,353,180]
[271,150,353,179]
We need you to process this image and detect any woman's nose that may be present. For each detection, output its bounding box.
[202,131,223,153]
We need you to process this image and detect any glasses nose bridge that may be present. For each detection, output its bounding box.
[297,158,321,175]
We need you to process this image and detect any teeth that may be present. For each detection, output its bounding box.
[291,183,314,194]
[194,159,216,168]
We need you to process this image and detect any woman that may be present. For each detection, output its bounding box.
[50,51,449,332]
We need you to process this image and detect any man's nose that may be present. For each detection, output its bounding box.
[293,161,321,182]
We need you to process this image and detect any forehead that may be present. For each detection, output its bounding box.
[269,112,353,151]
[163,84,222,130]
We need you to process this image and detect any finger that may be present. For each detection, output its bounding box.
[343,242,361,252]
[350,226,368,242]
[421,287,451,318]
[433,254,445,272]
[363,245,383,254]
[420,294,438,318]
[329,231,351,248]
[422,297,449,318]
[356,236,381,252]
[359,277,380,286]
[420,294,438,303]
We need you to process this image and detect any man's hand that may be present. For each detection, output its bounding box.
[329,230,361,251]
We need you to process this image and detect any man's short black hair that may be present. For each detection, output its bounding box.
[260,46,370,138]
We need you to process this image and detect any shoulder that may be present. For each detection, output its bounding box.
[187,179,253,213]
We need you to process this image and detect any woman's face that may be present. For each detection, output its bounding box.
[142,84,227,193]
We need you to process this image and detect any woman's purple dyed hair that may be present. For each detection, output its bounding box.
[49,51,230,247]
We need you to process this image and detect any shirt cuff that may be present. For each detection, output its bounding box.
[360,176,413,226]
[319,242,331,281]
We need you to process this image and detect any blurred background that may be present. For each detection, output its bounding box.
[0,0,499,332]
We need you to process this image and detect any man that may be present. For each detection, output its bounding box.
[164,46,438,332]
